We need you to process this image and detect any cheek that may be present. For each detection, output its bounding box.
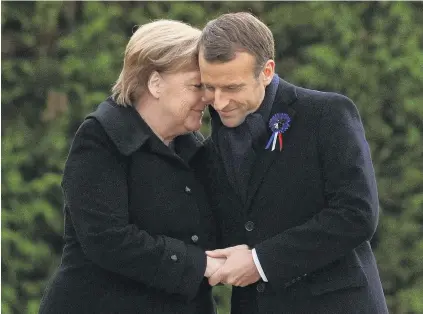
[176,97,196,119]
[184,92,202,109]
[243,89,262,111]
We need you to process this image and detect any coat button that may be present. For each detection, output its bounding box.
[245,221,255,231]
[191,235,199,243]
[170,254,178,261]
[184,186,191,193]
[256,282,265,293]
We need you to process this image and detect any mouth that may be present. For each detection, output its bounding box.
[218,108,236,117]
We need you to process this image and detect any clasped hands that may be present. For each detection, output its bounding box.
[204,245,261,287]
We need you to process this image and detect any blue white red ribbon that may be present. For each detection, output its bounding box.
[265,113,291,151]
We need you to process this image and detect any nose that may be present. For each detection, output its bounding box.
[212,89,229,111]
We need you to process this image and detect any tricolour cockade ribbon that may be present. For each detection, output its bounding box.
[265,113,291,151]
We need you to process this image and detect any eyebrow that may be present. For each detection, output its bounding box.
[204,83,246,89]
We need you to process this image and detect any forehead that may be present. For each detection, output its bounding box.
[183,70,201,82]
[199,52,256,86]
[166,69,200,83]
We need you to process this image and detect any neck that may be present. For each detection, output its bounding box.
[135,96,176,145]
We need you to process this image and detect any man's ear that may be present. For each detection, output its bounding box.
[148,71,162,99]
[262,60,275,86]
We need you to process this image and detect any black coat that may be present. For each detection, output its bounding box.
[39,99,217,314]
[201,78,389,314]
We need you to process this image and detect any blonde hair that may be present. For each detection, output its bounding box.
[112,20,201,106]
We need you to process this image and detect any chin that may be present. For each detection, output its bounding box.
[220,117,244,128]
[185,121,202,132]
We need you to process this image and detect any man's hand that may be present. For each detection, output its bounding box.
[206,245,261,287]
[204,256,226,278]
[206,245,249,257]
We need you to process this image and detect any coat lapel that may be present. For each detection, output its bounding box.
[209,107,245,204]
[244,79,298,210]
[174,132,204,166]
[147,132,204,170]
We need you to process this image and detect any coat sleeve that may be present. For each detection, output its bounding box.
[254,94,379,287]
[62,118,206,299]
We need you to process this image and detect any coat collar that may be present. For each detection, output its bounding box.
[86,98,204,163]
[209,76,298,149]
[266,77,298,134]
[208,77,298,207]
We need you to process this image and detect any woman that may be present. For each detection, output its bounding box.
[39,20,223,314]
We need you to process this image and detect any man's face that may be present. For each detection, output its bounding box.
[199,51,274,128]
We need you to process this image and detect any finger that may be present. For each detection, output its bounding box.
[235,278,249,287]
[206,249,230,258]
[206,245,249,257]
[239,276,258,287]
[227,275,239,286]
[208,270,223,286]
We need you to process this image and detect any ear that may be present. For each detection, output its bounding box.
[148,71,162,99]
[262,60,275,86]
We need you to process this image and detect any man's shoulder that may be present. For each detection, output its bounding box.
[295,85,351,106]
[284,82,356,119]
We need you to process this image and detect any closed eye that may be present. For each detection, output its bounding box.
[225,86,241,91]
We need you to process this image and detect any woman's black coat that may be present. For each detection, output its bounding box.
[39,99,217,314]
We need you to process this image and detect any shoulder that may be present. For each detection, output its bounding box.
[77,116,106,135]
[74,117,108,142]
[294,85,360,120]
[70,118,118,154]
[296,85,353,106]
[84,98,149,155]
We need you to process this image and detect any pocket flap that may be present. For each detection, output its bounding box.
[309,267,368,296]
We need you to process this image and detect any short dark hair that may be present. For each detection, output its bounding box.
[198,12,275,76]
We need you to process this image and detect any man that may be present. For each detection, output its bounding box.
[198,12,388,314]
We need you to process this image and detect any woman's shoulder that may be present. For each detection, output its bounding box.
[71,118,117,155]
[75,116,109,140]
[78,116,105,133]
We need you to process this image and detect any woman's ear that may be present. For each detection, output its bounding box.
[148,71,162,99]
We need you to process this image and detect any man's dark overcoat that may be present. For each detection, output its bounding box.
[201,78,389,314]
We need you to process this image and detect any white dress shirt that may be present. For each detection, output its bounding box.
[252,248,268,282]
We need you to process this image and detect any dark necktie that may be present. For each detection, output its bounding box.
[218,113,266,202]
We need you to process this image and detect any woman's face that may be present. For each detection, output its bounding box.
[158,69,207,134]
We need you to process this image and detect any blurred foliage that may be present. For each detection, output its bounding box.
[1,1,423,314]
